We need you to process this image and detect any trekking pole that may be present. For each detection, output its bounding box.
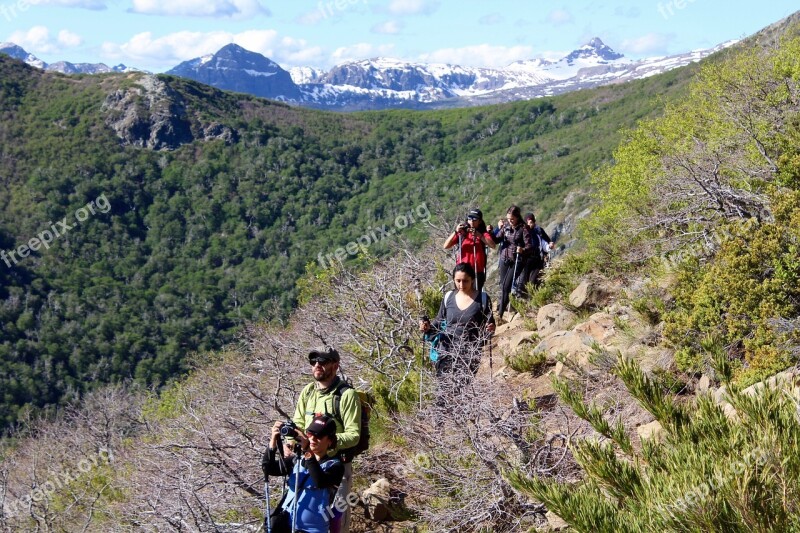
[473,229,479,292]
[511,250,520,298]
[264,478,272,533]
[414,281,424,410]
[291,444,301,533]
[489,332,494,382]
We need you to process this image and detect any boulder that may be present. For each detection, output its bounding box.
[508,330,538,353]
[361,478,408,522]
[536,304,577,338]
[637,420,664,443]
[533,330,594,369]
[569,275,618,310]
[495,320,525,336]
[696,375,711,394]
[545,510,569,530]
[574,312,616,343]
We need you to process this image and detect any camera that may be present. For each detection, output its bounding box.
[279,420,298,438]
[457,222,468,233]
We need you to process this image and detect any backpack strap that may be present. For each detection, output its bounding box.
[331,379,352,422]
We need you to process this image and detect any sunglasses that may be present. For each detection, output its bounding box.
[309,357,334,365]
[467,216,478,221]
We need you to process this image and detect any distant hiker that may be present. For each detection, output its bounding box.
[442,208,496,293]
[491,205,533,319]
[419,263,495,377]
[262,415,344,533]
[520,213,554,293]
[292,348,361,533]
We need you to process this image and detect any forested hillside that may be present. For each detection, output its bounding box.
[2,13,800,533]
[0,51,701,429]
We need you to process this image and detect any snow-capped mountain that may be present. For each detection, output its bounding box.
[47,61,136,74]
[0,42,135,74]
[167,43,301,101]
[0,42,46,69]
[0,38,737,111]
[292,37,733,109]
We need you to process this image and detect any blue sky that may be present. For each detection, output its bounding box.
[1,1,797,72]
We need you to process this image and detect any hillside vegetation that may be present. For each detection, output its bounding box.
[2,16,800,532]
[507,22,800,532]
[0,52,699,429]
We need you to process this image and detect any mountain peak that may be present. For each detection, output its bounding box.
[564,37,624,64]
[167,44,301,101]
[587,37,607,49]
[0,42,47,69]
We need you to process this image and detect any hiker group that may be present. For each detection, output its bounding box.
[420,205,553,378]
[261,206,553,533]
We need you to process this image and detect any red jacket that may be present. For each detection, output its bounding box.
[457,232,491,274]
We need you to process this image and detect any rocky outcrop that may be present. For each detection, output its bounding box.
[361,477,409,522]
[102,75,238,150]
[536,304,577,338]
[569,275,620,310]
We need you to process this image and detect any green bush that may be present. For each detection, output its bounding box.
[664,212,800,384]
[506,345,546,374]
[506,358,800,532]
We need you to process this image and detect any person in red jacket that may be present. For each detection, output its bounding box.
[443,208,496,293]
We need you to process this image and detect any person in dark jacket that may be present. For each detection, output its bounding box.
[519,212,554,294]
[419,262,495,377]
[263,415,344,533]
[492,205,533,319]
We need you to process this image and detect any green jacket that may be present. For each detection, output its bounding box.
[292,377,361,454]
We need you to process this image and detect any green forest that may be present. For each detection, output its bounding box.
[0,51,698,429]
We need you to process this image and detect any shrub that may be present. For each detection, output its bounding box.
[505,357,800,531]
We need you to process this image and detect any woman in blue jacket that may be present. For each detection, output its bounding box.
[263,414,345,533]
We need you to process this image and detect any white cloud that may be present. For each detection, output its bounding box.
[621,33,673,55]
[547,9,573,26]
[371,20,403,35]
[27,0,108,9]
[330,43,396,64]
[129,0,269,18]
[7,26,83,53]
[417,44,534,68]
[101,29,324,70]
[57,29,83,47]
[387,0,439,16]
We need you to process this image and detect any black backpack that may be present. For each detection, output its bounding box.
[331,380,371,462]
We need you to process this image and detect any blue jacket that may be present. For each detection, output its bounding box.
[266,449,344,533]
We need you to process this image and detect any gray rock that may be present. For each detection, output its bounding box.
[536,304,577,338]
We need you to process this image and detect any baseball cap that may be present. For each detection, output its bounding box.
[308,347,340,363]
[467,208,483,220]
[306,414,337,438]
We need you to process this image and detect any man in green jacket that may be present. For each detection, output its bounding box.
[293,347,361,533]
